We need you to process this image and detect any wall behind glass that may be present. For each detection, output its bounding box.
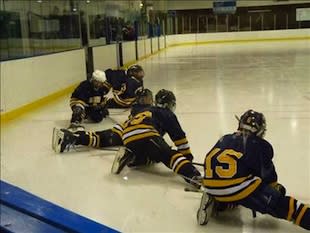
[0,0,150,61]
[166,3,310,35]
[0,0,82,61]
[80,0,144,45]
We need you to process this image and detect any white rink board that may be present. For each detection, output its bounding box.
[122,41,136,65]
[0,49,85,113]
[137,39,146,59]
[93,44,118,70]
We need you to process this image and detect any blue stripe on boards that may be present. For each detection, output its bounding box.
[0,180,120,233]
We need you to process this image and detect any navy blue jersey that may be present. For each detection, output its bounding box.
[203,132,277,202]
[112,105,192,157]
[104,69,143,107]
[70,80,108,109]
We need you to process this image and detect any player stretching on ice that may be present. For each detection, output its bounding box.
[53,89,201,187]
[197,110,310,231]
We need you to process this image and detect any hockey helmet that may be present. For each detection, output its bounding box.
[135,88,153,105]
[127,64,144,81]
[92,70,106,83]
[155,89,176,112]
[91,69,106,90]
[237,109,266,137]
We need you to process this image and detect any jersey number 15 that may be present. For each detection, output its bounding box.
[205,148,243,178]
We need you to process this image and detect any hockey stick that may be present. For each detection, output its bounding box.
[99,147,120,152]
[106,115,120,124]
[192,162,204,167]
[109,108,130,114]
[177,173,203,193]
[184,187,203,193]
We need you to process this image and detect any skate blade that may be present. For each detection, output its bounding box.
[52,127,64,153]
[111,147,126,174]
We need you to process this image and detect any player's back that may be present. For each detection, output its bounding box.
[208,133,268,178]
[104,69,127,90]
[203,133,265,202]
[129,105,180,136]
[121,105,159,145]
[123,105,184,141]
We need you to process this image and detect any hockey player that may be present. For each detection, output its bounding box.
[52,89,200,187]
[104,64,144,108]
[53,88,153,153]
[197,110,310,230]
[111,89,201,187]
[68,64,144,130]
[69,70,109,130]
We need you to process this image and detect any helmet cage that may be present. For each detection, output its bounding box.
[155,89,176,112]
[238,110,266,137]
[135,88,153,105]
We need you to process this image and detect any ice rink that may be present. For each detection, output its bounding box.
[1,40,310,232]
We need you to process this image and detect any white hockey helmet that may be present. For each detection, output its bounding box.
[92,70,106,83]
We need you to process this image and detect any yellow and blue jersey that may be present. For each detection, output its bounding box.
[70,80,109,109]
[203,133,277,202]
[112,104,192,157]
[104,69,143,107]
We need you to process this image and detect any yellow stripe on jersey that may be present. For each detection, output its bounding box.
[123,131,160,145]
[174,160,190,173]
[125,96,136,102]
[113,94,136,107]
[174,138,188,146]
[94,133,100,148]
[112,128,123,138]
[70,99,87,107]
[170,153,184,168]
[103,81,112,90]
[113,97,129,107]
[122,128,157,141]
[123,124,155,134]
[70,98,80,102]
[112,123,125,137]
[203,176,251,187]
[295,205,309,226]
[287,197,295,221]
[178,148,191,155]
[113,93,131,106]
[87,132,92,147]
[214,179,262,202]
[91,132,97,147]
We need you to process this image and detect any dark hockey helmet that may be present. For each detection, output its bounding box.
[155,89,176,112]
[135,88,153,105]
[127,64,144,81]
[237,109,266,137]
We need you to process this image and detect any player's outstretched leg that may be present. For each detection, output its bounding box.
[52,128,77,153]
